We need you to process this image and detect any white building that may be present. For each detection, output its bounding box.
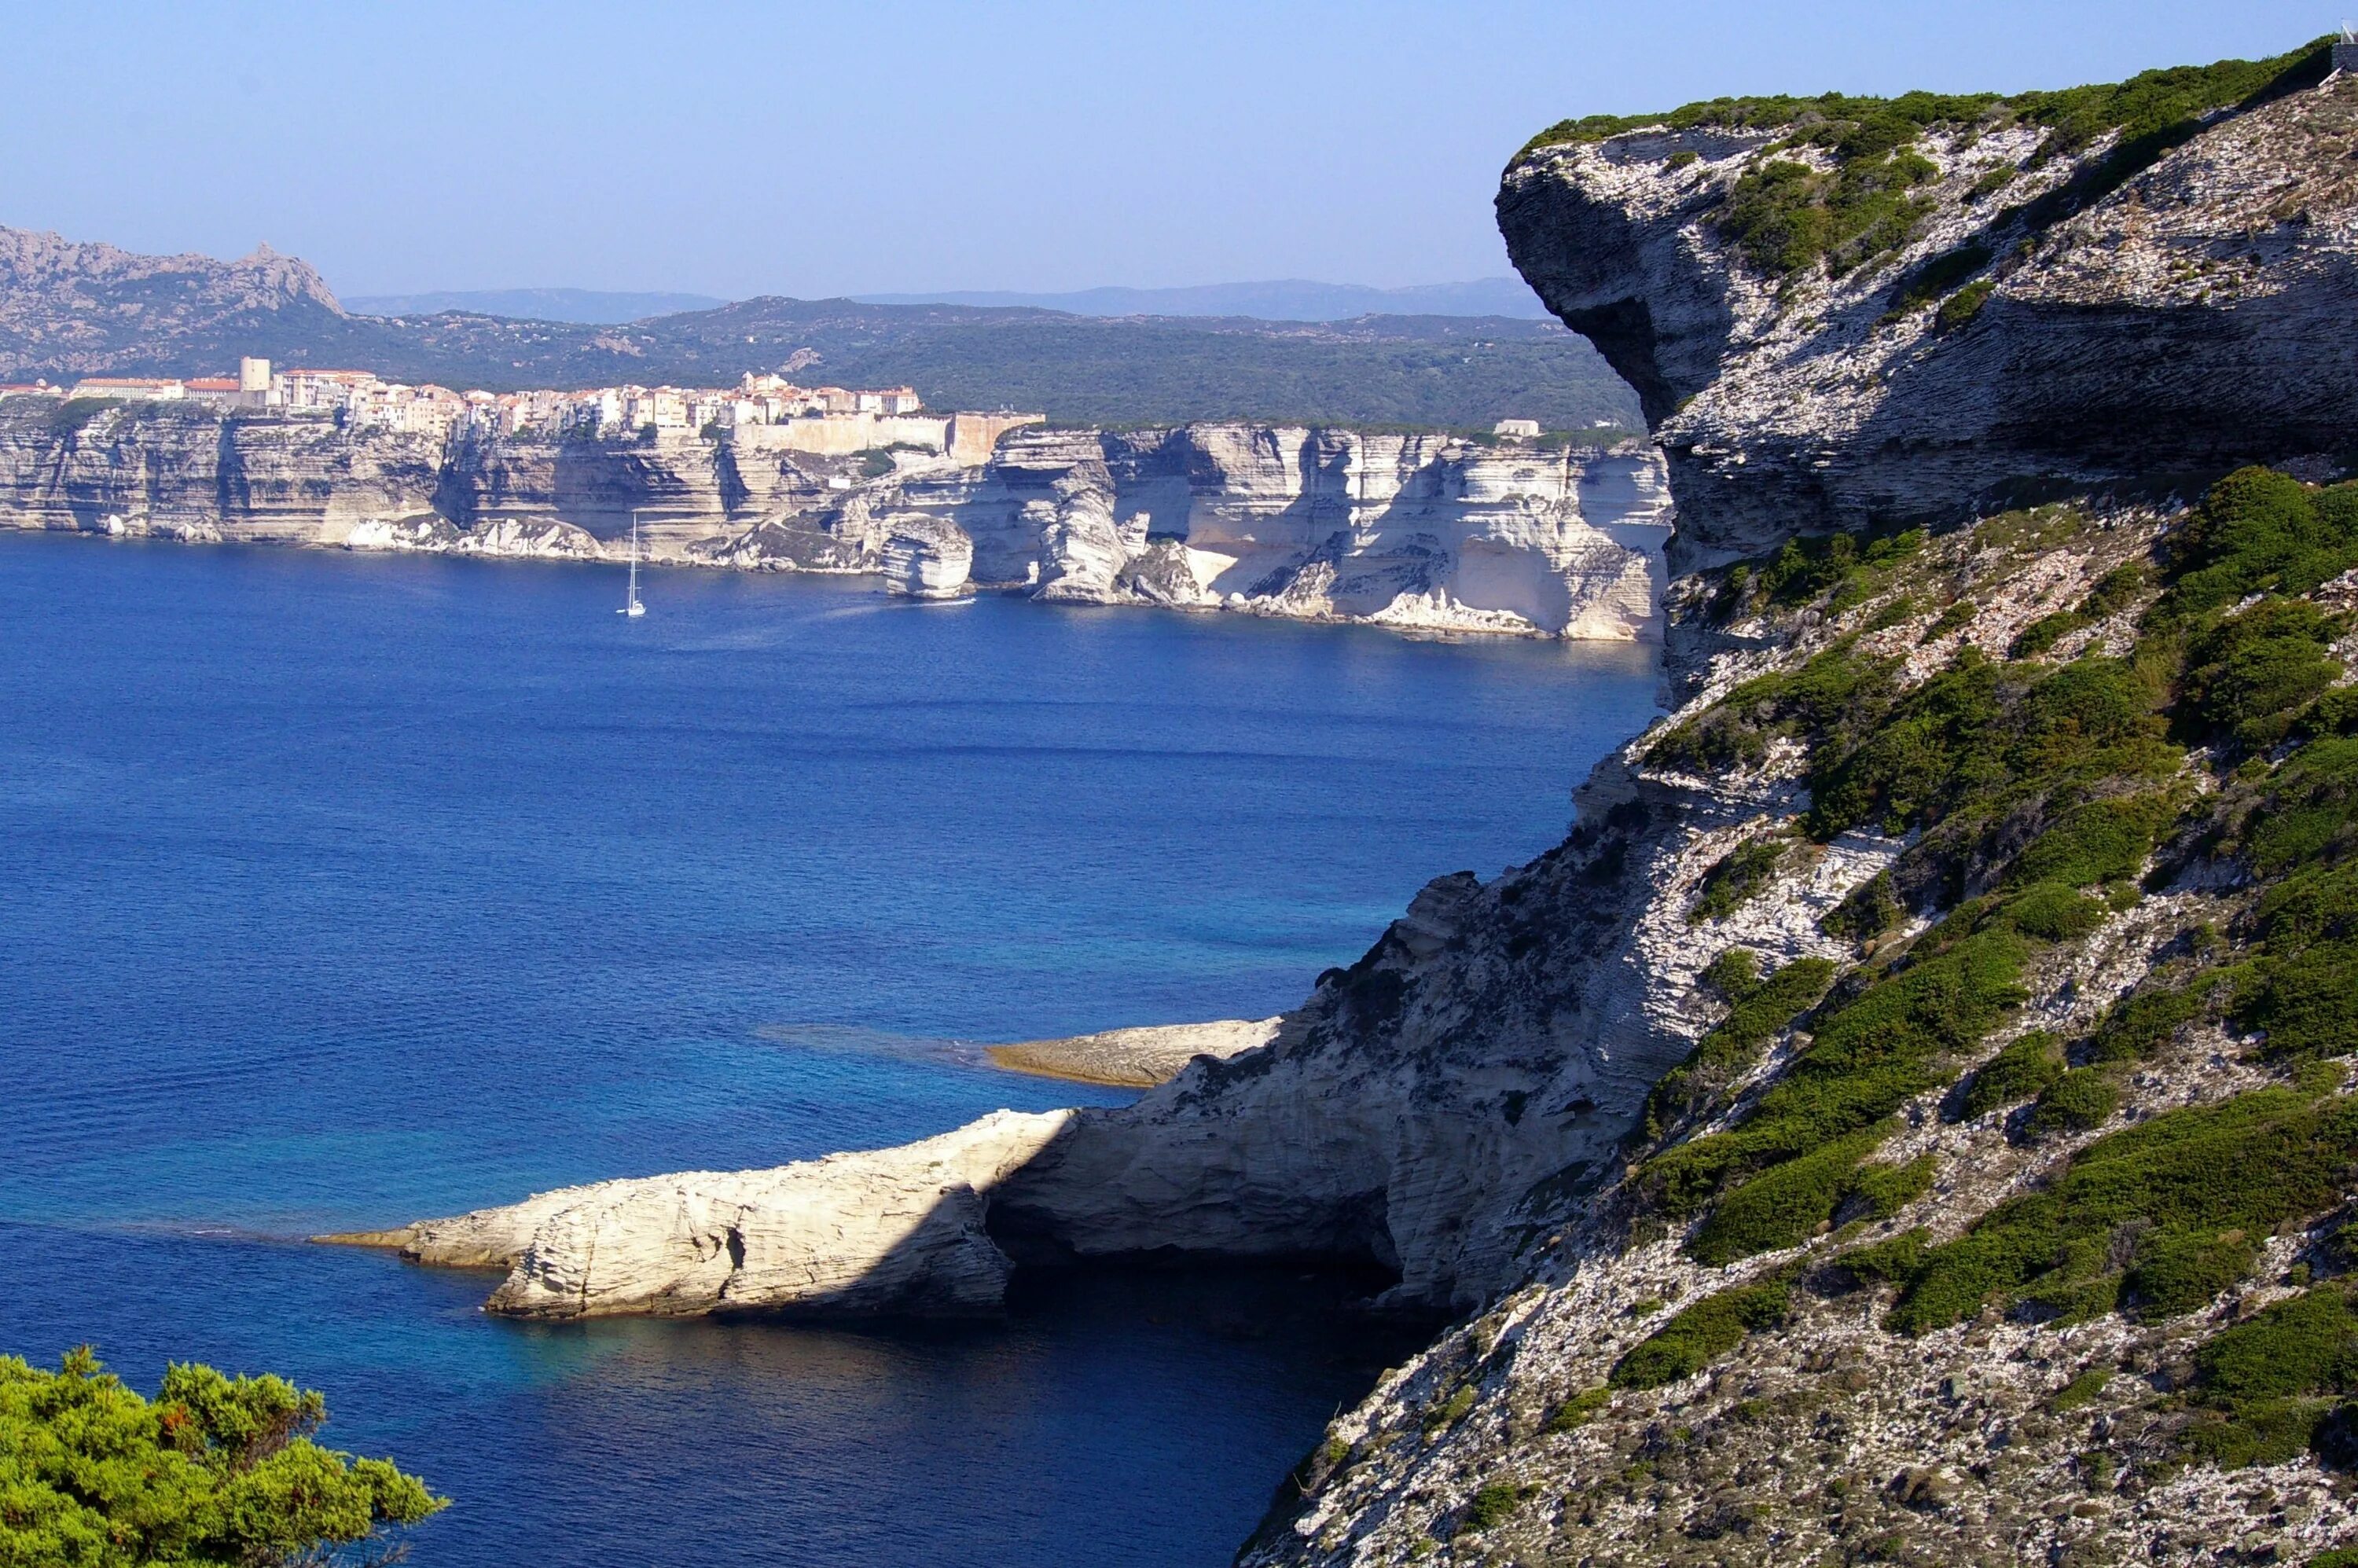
[69,376,186,402]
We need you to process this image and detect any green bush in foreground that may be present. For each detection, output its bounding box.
[0,1348,443,1566]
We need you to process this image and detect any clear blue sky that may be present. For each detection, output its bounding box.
[2,1,2326,299]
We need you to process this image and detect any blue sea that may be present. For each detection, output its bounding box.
[0,534,1660,1566]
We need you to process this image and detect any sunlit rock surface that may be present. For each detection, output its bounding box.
[0,407,1672,641]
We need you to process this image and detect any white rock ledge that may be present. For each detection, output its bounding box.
[321,1109,1074,1320]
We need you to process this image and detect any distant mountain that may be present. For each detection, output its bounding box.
[0,226,1636,428]
[855,277,1551,321]
[0,227,347,376]
[343,287,729,323]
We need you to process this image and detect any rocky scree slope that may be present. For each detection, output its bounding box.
[0,406,1670,640]
[1498,37,2358,567]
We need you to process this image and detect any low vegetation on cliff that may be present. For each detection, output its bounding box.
[0,1348,442,1566]
[1261,466,2358,1566]
[1514,38,2330,283]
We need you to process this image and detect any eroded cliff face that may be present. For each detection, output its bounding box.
[1497,52,2358,567]
[0,406,1670,640]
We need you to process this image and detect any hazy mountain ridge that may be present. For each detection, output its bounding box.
[343,287,729,323]
[854,277,1552,321]
[0,226,1635,428]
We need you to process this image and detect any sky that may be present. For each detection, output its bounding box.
[0,1,2328,300]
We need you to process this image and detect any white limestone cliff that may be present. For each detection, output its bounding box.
[1495,63,2358,567]
[0,407,1672,641]
[325,1110,1074,1320]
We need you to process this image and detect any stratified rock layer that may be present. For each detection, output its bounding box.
[1497,65,2358,565]
[0,407,1671,639]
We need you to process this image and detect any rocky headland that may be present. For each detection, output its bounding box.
[0,406,1672,639]
[337,36,2358,1566]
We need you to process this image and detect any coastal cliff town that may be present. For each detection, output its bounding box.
[0,358,958,445]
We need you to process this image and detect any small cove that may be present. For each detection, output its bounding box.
[0,534,1662,1565]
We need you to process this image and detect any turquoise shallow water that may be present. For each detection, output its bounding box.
[0,534,1660,1566]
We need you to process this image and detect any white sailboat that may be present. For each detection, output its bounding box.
[619,511,647,617]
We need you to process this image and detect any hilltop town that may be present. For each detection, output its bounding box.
[0,358,1049,467]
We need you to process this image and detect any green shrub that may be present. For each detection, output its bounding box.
[1888,244,1993,319]
[1423,1384,1476,1435]
[2178,1288,2358,1468]
[1888,1086,2358,1334]
[2183,1397,2327,1468]
[1965,164,2017,202]
[2084,975,2223,1063]
[1689,1127,1893,1264]
[0,1348,443,1567]
[2023,1067,2120,1138]
[2011,609,2084,658]
[2234,939,2358,1063]
[2165,468,2358,616]
[2049,1367,2112,1412]
[2121,1226,2261,1317]
[1461,1482,1533,1531]
[1646,644,1896,774]
[1935,279,1994,332]
[1849,1154,1938,1218]
[1645,928,2025,1230]
[1864,593,1919,631]
[1701,947,1762,1000]
[1690,836,1791,924]
[1642,957,1837,1138]
[2007,797,2169,888]
[2178,597,2345,751]
[2246,737,2358,876]
[2004,883,2110,941]
[1829,1227,1930,1290]
[1545,1386,1611,1432]
[2079,561,2154,619]
[2198,1289,2358,1401]
[1610,1280,1791,1390]
[47,396,124,436]
[1923,599,1978,641]
[1957,1030,2065,1118]
[1822,871,1904,944]
[1738,530,1926,613]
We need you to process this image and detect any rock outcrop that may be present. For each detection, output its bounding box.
[0,228,345,374]
[1497,45,2358,567]
[325,1111,1073,1319]
[986,1015,1284,1088]
[0,404,1672,640]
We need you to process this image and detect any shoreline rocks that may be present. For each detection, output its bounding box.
[985,1016,1284,1088]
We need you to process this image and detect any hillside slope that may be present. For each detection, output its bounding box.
[1235,40,2358,1566]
